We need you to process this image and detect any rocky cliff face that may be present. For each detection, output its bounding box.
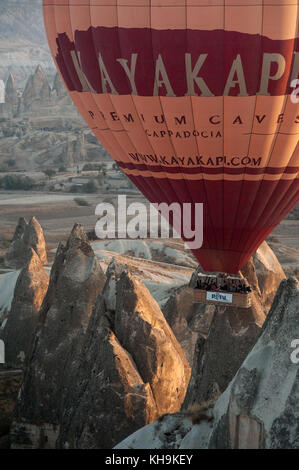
[163,287,215,365]
[20,65,51,112]
[115,276,299,450]
[57,267,190,449]
[5,74,18,106]
[0,249,49,368]
[242,241,286,313]
[0,370,22,449]
[209,277,299,449]
[0,0,54,87]
[11,224,106,448]
[4,217,48,269]
[164,241,285,406]
[52,72,68,100]
[0,67,109,170]
[11,233,190,449]
[0,74,19,118]
[183,294,265,408]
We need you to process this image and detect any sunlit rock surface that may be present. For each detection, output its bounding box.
[4,217,48,269]
[0,248,49,368]
[11,224,106,448]
[115,277,298,450]
[57,267,191,449]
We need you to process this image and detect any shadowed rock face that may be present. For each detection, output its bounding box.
[5,74,18,106]
[164,241,285,403]
[11,248,190,449]
[21,65,51,109]
[0,73,19,118]
[11,224,106,449]
[183,293,265,408]
[57,268,191,449]
[0,249,49,368]
[114,273,191,416]
[4,217,48,269]
[0,370,23,449]
[242,241,286,314]
[114,277,298,451]
[52,72,67,99]
[209,277,299,449]
[163,288,215,364]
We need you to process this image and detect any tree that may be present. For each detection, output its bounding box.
[0,175,34,190]
[83,179,97,193]
[43,169,56,180]
[5,159,16,168]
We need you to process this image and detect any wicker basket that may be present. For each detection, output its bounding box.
[192,288,251,308]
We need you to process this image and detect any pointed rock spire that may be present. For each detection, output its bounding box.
[4,217,48,269]
[0,248,49,368]
[5,73,18,105]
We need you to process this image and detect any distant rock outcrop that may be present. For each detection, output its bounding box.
[52,72,67,99]
[64,132,86,166]
[4,217,48,269]
[209,277,299,449]
[5,74,18,106]
[0,249,49,368]
[11,224,106,448]
[20,65,51,111]
[0,73,19,118]
[57,267,191,449]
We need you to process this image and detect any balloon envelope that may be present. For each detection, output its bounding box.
[43,0,299,273]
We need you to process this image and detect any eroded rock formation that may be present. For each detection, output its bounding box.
[0,249,49,368]
[5,74,18,106]
[163,288,215,364]
[11,243,190,449]
[11,224,106,448]
[166,241,285,403]
[21,65,51,110]
[0,73,19,118]
[4,217,48,269]
[209,277,299,449]
[57,266,190,449]
[0,370,22,449]
[115,277,298,450]
[52,72,66,99]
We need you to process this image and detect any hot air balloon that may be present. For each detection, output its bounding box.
[42,0,298,284]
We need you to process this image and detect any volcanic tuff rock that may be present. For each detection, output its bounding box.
[183,293,265,408]
[52,72,68,99]
[0,0,54,87]
[11,224,106,449]
[165,241,285,403]
[247,241,286,313]
[0,369,23,449]
[57,266,191,449]
[11,247,190,449]
[0,249,49,368]
[4,217,48,269]
[162,287,215,364]
[0,73,19,118]
[115,277,299,450]
[5,74,18,106]
[209,277,299,449]
[20,65,51,111]
[0,64,110,169]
